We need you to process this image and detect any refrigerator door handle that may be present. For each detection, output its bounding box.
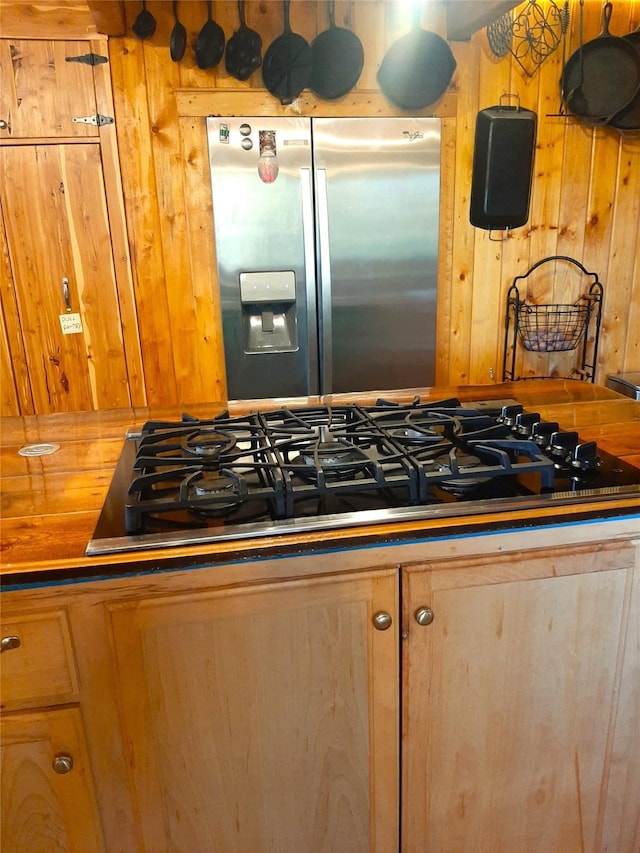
[300,167,319,395]
[315,168,332,394]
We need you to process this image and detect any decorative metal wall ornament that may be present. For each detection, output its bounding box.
[487,12,513,58]
[487,0,568,78]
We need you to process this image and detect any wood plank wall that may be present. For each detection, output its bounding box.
[108,0,639,404]
[3,0,639,410]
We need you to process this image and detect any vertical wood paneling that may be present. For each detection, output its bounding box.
[108,28,179,405]
[448,39,480,383]
[92,36,147,407]
[0,201,33,416]
[468,34,514,384]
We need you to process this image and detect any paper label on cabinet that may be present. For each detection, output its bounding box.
[59,313,83,334]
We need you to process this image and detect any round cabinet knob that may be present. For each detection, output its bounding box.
[52,753,74,774]
[372,611,393,631]
[415,607,435,626]
[1,635,21,653]
[0,119,7,130]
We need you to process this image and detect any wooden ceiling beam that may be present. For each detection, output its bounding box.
[85,0,126,36]
[446,1,521,41]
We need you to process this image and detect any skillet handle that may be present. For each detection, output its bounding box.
[600,2,613,36]
[282,0,291,34]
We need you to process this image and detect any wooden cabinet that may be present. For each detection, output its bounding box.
[1,142,133,412]
[401,541,640,853]
[0,40,102,140]
[0,36,144,416]
[1,529,637,852]
[0,611,105,852]
[1,708,105,853]
[0,608,79,711]
[106,569,399,853]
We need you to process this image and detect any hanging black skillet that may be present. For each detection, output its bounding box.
[560,2,640,124]
[262,0,312,105]
[377,6,456,111]
[225,0,262,82]
[132,0,157,40]
[195,0,226,70]
[309,0,364,100]
[608,28,640,131]
[170,1,187,62]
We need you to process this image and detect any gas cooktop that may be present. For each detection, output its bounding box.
[87,397,640,555]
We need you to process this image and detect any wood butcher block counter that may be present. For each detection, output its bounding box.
[1,380,639,582]
[1,380,639,853]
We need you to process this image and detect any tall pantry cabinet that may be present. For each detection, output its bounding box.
[0,38,144,415]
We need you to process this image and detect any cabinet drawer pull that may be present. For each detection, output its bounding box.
[52,753,74,774]
[415,607,435,626]
[373,611,392,631]
[1,635,21,653]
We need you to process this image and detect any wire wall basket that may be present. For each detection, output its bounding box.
[502,255,603,382]
[517,300,591,352]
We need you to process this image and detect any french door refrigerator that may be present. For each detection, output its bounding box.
[206,116,441,399]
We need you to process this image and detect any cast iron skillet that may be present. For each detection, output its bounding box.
[132,0,156,40]
[194,0,226,70]
[170,1,187,63]
[262,0,312,105]
[377,8,456,110]
[608,28,640,130]
[309,0,364,100]
[560,2,640,124]
[225,0,262,81]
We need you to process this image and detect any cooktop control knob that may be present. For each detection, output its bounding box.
[531,421,559,446]
[548,430,579,463]
[500,404,523,426]
[514,412,541,437]
[571,441,600,470]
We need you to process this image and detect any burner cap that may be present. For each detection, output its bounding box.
[289,435,369,480]
[390,427,444,446]
[299,440,362,467]
[191,474,242,514]
[433,451,492,492]
[183,430,237,459]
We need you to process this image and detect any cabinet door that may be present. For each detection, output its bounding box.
[0,40,99,139]
[108,571,399,853]
[0,143,132,412]
[402,543,638,853]
[1,706,105,853]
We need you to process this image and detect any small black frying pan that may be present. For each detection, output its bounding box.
[561,2,640,124]
[377,8,456,110]
[309,0,364,100]
[262,0,312,105]
[132,0,156,40]
[608,28,640,130]
[170,1,187,62]
[225,0,262,81]
[195,0,226,70]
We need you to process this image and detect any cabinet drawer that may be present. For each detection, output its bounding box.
[1,610,79,711]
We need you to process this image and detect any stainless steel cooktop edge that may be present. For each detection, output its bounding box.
[86,485,640,556]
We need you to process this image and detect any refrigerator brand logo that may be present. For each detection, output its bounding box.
[403,131,424,142]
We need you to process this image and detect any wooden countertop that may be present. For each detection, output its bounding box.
[2,381,639,582]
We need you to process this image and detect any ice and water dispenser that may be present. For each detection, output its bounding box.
[239,271,298,353]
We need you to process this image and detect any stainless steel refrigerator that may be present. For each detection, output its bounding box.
[206,116,441,399]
